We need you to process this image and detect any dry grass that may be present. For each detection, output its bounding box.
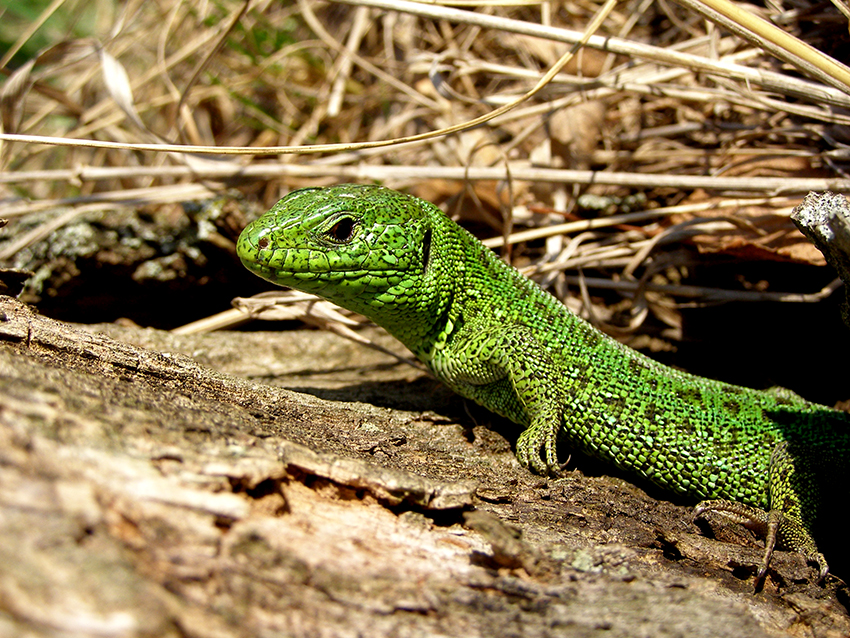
[1,0,849,337]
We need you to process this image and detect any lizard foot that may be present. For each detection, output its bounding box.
[515,422,562,476]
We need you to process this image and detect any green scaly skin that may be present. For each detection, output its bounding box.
[238,184,850,582]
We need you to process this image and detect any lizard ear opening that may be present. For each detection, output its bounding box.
[422,229,432,272]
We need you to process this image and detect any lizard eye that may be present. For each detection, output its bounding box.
[325,216,356,243]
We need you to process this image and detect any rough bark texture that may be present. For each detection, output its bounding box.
[1,295,848,638]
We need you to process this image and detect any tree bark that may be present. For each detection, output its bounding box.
[1,295,847,637]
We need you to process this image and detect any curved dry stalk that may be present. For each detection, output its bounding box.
[1,0,619,156]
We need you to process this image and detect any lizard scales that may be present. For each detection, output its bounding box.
[237,184,850,580]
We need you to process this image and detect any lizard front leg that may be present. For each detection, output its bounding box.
[429,322,569,475]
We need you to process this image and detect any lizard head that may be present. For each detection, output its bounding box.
[237,184,443,319]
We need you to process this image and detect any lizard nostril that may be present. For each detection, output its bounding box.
[257,237,270,249]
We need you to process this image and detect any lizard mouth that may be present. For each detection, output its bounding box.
[239,228,407,279]
[245,262,405,281]
[239,246,406,292]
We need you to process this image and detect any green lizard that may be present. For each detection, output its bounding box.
[237,184,850,583]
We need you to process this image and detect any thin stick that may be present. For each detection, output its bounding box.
[1,163,848,197]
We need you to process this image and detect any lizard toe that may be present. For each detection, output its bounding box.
[516,427,549,474]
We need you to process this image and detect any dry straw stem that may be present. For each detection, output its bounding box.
[675,0,850,94]
[828,0,850,21]
[3,163,850,192]
[1,166,848,221]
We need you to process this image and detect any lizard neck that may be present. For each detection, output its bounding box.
[377,213,465,358]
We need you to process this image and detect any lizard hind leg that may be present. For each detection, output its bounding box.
[694,441,827,583]
[693,500,828,584]
[764,440,828,582]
